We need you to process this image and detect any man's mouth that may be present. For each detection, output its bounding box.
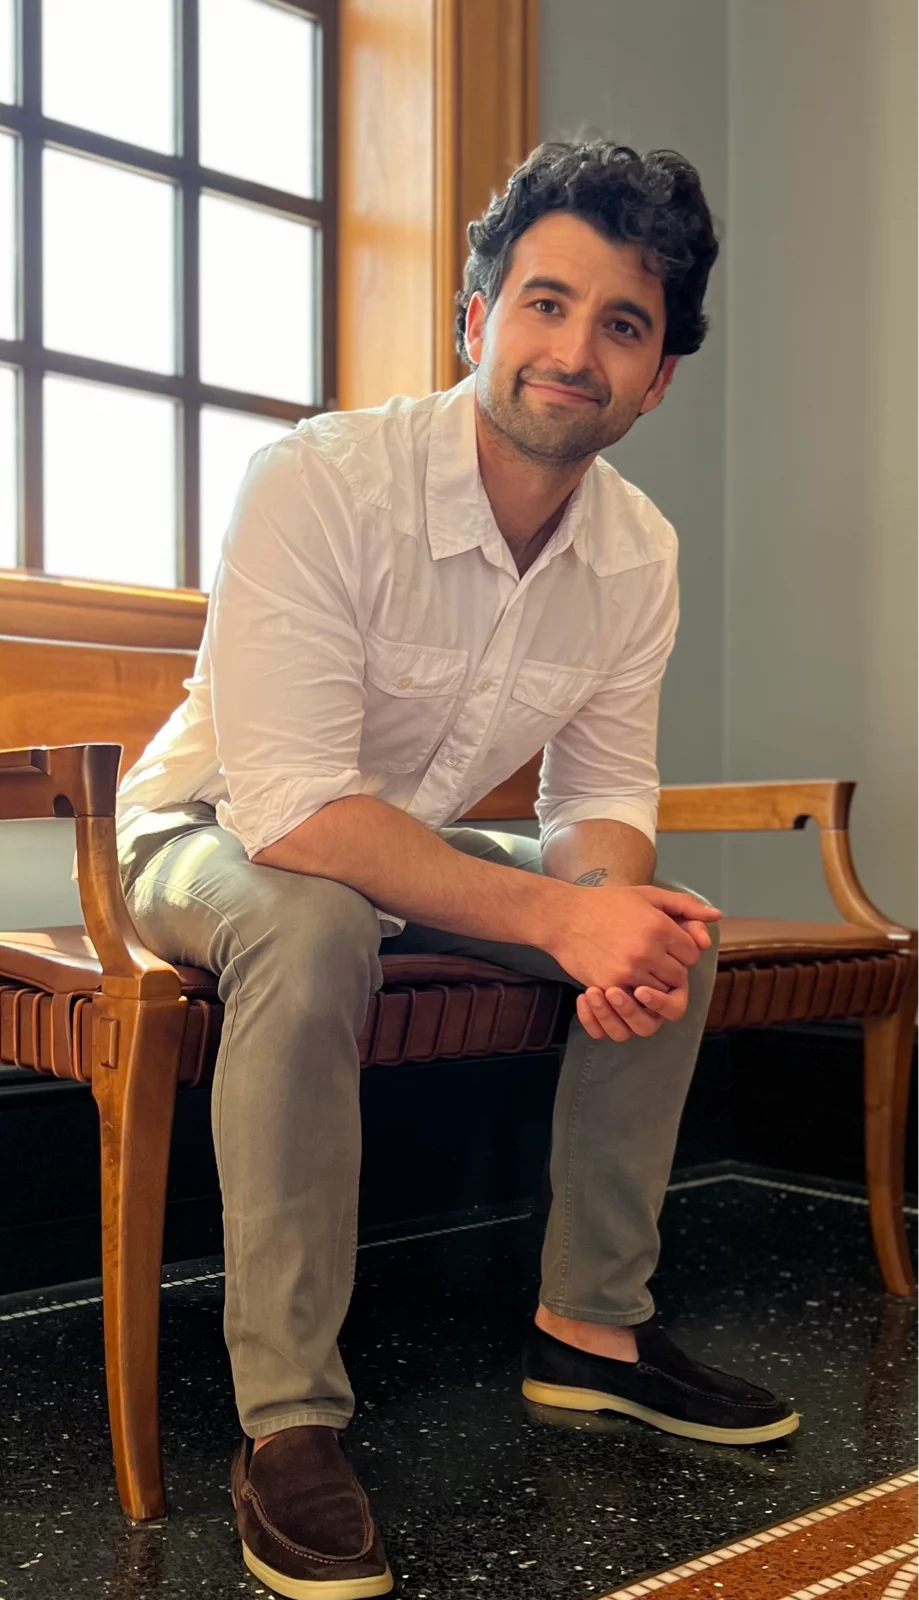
[524,380,601,406]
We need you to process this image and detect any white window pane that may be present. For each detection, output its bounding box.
[200,407,291,592]
[44,377,177,587]
[0,365,18,566]
[0,131,16,338]
[200,0,318,198]
[44,150,175,373]
[0,0,16,104]
[200,193,317,404]
[42,0,174,153]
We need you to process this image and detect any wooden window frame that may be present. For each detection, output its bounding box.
[0,0,537,645]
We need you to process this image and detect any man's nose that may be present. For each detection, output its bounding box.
[549,319,598,381]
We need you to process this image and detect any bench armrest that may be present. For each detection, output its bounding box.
[659,779,914,941]
[0,744,182,998]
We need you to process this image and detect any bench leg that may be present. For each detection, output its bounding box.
[91,994,186,1520]
[862,968,918,1298]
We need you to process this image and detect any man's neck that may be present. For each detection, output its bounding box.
[473,392,594,574]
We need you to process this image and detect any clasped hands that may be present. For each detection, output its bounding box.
[575,900,721,1045]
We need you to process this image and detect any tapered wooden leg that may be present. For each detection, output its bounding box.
[863,967,918,1298]
[92,991,187,1521]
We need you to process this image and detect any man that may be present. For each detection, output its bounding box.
[116,141,797,1600]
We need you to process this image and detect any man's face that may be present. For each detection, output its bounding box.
[465,212,678,466]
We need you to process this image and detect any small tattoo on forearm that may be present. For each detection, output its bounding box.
[574,866,609,888]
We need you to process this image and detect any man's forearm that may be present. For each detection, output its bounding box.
[253,794,574,948]
[540,818,656,888]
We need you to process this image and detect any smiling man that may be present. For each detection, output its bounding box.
[115,142,798,1599]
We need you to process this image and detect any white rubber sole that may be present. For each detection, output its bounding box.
[521,1379,801,1444]
[241,1542,394,1599]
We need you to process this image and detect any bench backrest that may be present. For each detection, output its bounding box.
[1,635,195,779]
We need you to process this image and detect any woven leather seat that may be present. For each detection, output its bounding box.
[0,919,913,1087]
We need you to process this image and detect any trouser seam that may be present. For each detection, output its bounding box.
[556,1032,596,1305]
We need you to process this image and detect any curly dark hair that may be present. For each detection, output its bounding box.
[455,139,719,367]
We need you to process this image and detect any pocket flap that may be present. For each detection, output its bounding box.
[511,658,612,716]
[364,629,468,698]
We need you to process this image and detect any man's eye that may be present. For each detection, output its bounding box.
[531,299,558,314]
[609,320,638,338]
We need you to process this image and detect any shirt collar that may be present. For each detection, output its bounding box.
[424,374,614,577]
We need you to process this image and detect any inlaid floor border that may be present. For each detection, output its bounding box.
[0,1169,914,1326]
[600,1470,919,1600]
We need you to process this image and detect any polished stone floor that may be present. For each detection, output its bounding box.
[0,1171,915,1599]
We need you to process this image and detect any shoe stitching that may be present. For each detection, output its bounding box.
[244,1478,376,1566]
[631,1362,784,1409]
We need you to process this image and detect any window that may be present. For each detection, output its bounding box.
[0,0,336,594]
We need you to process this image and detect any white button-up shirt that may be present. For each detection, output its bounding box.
[115,375,679,937]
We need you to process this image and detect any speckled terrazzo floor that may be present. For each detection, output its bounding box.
[0,1173,915,1600]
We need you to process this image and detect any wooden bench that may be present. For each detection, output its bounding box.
[1,627,915,1525]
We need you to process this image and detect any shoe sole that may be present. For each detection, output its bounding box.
[521,1379,801,1444]
[241,1542,394,1600]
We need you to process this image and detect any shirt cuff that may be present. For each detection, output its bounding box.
[218,768,368,860]
[537,797,658,852]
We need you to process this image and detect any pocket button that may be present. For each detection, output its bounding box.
[396,676,413,688]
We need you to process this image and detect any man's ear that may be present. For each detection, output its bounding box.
[638,354,680,416]
[464,291,488,367]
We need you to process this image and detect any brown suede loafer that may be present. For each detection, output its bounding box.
[230,1426,394,1599]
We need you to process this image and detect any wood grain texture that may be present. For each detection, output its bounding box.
[0,637,195,778]
[337,0,436,408]
[863,963,919,1297]
[657,779,854,833]
[435,0,540,390]
[0,571,206,649]
[338,0,538,405]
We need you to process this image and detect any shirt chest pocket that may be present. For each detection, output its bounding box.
[497,658,615,759]
[360,629,469,773]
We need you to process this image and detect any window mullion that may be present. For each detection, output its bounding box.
[179,0,200,590]
[20,0,43,569]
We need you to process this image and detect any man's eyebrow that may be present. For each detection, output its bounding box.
[518,276,655,333]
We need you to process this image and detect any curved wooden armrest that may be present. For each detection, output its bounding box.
[0,742,122,820]
[657,779,854,833]
[0,743,182,999]
[658,779,914,942]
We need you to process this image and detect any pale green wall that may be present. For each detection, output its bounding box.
[722,0,917,924]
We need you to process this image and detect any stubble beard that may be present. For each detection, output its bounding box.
[479,369,641,466]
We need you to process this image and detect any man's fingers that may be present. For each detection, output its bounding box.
[578,990,630,1042]
[648,889,722,923]
[674,917,712,950]
[665,924,702,968]
[633,983,689,1023]
[604,988,662,1039]
[645,953,688,989]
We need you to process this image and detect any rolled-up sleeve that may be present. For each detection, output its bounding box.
[536,558,679,852]
[208,436,367,859]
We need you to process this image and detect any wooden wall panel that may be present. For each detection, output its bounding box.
[337,0,437,409]
[339,0,539,406]
[435,0,540,389]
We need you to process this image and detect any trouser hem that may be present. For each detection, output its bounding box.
[537,1300,655,1327]
[245,1410,351,1439]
